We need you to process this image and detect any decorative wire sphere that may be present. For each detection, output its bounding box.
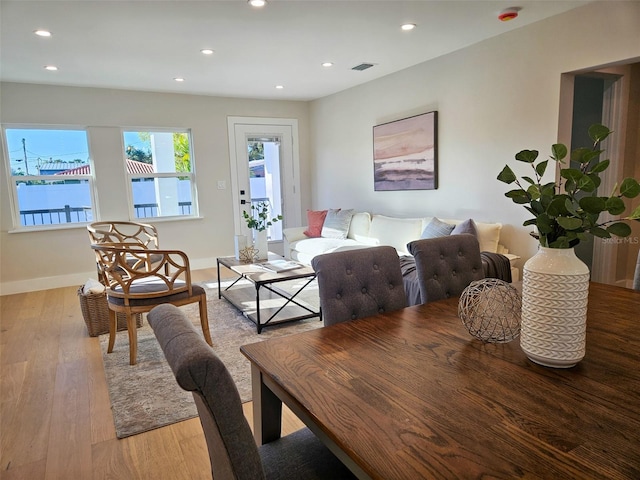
[458,278,521,343]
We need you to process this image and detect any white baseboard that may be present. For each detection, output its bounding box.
[0,257,219,296]
[0,271,98,296]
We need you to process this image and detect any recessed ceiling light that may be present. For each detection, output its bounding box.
[248,0,266,7]
[275,85,284,89]
[34,29,52,37]
[174,77,185,82]
[201,49,214,55]
[322,62,334,67]
[44,65,58,71]
[401,23,416,31]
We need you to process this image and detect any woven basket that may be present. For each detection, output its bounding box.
[78,286,143,337]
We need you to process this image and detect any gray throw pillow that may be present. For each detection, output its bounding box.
[321,209,355,239]
[420,217,455,239]
[451,218,478,237]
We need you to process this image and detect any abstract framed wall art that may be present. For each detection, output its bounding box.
[373,111,438,191]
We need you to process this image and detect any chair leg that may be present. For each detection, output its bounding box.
[127,313,138,365]
[107,309,117,353]
[199,296,213,346]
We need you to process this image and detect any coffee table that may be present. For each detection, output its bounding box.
[216,253,320,333]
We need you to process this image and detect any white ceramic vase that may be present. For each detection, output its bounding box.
[253,229,268,261]
[520,246,590,368]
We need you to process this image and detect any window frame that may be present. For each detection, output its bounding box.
[2,125,97,231]
[123,128,199,221]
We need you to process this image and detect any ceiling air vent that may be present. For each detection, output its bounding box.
[352,63,375,71]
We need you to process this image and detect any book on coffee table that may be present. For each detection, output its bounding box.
[260,259,301,273]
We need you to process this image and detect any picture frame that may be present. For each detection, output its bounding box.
[373,111,438,191]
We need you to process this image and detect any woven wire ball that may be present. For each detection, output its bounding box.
[458,278,521,343]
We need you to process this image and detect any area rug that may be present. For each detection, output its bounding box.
[99,279,321,438]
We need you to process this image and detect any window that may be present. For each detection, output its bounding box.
[123,130,197,219]
[3,127,95,228]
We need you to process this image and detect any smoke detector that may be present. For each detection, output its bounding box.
[498,7,521,21]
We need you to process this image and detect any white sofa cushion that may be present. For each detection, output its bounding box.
[293,237,365,255]
[347,212,372,240]
[369,215,424,255]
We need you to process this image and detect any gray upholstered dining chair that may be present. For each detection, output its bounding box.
[148,304,355,480]
[633,249,640,291]
[311,246,407,326]
[407,234,484,304]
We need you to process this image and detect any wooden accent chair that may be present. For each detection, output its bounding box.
[87,220,163,280]
[87,220,159,248]
[311,246,407,327]
[148,304,355,480]
[407,234,484,304]
[91,242,212,365]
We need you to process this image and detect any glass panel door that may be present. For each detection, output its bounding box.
[247,136,283,241]
[228,118,301,256]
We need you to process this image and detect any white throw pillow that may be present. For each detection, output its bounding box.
[321,209,355,239]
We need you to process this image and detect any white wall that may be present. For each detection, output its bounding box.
[0,84,310,294]
[2,1,639,294]
[309,1,640,266]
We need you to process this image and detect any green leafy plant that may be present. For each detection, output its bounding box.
[242,201,283,232]
[497,124,640,248]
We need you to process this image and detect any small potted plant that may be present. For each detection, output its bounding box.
[243,201,283,260]
[497,124,640,368]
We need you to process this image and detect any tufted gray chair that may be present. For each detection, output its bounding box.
[148,304,355,480]
[407,234,484,304]
[311,246,407,327]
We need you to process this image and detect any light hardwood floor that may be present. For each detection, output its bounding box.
[0,268,304,480]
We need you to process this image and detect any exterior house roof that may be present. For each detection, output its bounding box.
[49,159,155,175]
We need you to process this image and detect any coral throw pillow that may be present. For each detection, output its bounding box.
[304,209,328,237]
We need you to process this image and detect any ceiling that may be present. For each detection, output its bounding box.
[0,0,592,101]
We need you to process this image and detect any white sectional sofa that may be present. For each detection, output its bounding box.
[283,212,520,280]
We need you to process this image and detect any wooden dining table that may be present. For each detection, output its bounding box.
[240,282,640,479]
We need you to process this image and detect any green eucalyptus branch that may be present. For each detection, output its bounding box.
[497,124,640,248]
[242,201,283,232]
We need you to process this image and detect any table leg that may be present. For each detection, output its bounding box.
[216,259,221,299]
[250,364,282,445]
[255,283,262,333]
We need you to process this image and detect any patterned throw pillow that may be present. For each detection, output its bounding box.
[420,217,455,239]
[451,218,478,237]
[321,209,355,239]
[303,209,328,238]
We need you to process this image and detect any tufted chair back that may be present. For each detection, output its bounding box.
[311,246,407,327]
[407,235,484,304]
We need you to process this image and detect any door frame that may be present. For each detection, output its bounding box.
[227,117,302,241]
[558,65,630,286]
